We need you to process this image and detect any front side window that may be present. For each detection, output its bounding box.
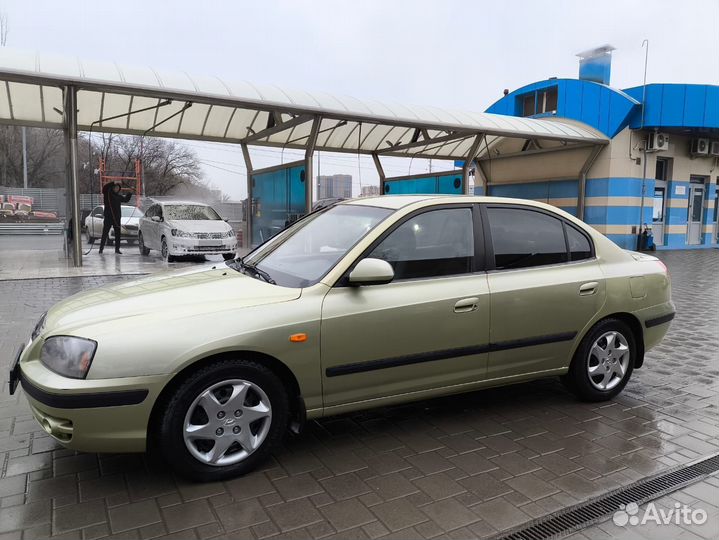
[368,208,474,280]
[165,205,221,221]
[242,204,392,288]
[488,207,567,269]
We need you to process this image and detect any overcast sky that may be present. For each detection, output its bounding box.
[3,0,718,199]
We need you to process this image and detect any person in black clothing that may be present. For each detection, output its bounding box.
[99,182,132,254]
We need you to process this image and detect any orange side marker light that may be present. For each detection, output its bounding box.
[289,333,308,343]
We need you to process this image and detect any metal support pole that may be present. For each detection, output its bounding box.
[462,134,485,195]
[305,115,321,213]
[63,86,82,267]
[21,126,28,189]
[241,142,253,249]
[476,160,490,195]
[372,153,385,194]
[637,138,649,249]
[577,145,604,221]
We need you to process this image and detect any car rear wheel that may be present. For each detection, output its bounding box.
[138,232,150,256]
[562,318,635,402]
[85,229,95,244]
[154,359,289,481]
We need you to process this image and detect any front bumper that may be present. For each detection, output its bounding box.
[12,349,166,453]
[168,236,237,256]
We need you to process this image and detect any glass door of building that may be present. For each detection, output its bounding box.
[713,188,718,244]
[687,177,705,245]
[652,181,667,245]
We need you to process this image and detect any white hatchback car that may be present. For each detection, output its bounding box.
[138,201,237,262]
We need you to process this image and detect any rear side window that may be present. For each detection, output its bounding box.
[487,207,567,269]
[566,225,592,261]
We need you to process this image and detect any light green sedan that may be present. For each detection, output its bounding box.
[9,196,674,480]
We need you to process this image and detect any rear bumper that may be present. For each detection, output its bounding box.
[634,301,675,354]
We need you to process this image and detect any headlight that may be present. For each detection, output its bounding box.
[32,312,47,341]
[227,230,235,238]
[40,336,97,379]
[171,229,192,238]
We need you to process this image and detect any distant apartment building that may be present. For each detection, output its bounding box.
[360,185,380,197]
[317,174,352,199]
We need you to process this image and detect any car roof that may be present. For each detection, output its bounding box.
[344,195,568,212]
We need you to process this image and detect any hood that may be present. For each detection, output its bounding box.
[166,219,231,234]
[44,264,300,333]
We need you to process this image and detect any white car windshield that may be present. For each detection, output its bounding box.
[121,206,143,218]
[241,204,392,288]
[165,204,221,221]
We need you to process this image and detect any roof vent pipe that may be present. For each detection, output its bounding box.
[576,44,615,85]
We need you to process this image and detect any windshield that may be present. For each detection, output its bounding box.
[165,204,221,221]
[243,204,392,288]
[121,206,144,218]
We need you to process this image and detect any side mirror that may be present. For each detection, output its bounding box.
[348,258,394,286]
[151,215,161,222]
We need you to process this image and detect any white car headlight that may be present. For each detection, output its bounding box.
[171,229,192,238]
[40,336,97,379]
[225,230,235,238]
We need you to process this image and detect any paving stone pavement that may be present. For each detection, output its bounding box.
[0,250,717,540]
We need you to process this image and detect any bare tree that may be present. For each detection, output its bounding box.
[0,11,8,47]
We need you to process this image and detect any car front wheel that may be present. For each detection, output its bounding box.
[562,318,635,402]
[161,237,176,263]
[138,232,150,256]
[154,359,289,481]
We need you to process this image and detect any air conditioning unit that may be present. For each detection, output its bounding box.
[690,138,709,156]
[710,141,719,157]
[647,132,669,152]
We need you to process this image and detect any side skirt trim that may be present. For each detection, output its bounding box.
[325,331,577,377]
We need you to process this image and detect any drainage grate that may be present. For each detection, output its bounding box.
[495,453,719,540]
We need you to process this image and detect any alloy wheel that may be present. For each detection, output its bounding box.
[587,331,630,391]
[182,379,272,466]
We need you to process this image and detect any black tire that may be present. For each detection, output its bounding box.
[222,253,236,261]
[154,359,289,481]
[564,318,636,402]
[161,236,176,263]
[138,232,150,256]
[85,229,95,244]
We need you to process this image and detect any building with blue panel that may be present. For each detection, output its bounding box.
[481,49,718,250]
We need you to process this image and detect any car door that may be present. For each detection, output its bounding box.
[90,206,103,237]
[482,204,606,380]
[146,204,162,249]
[320,205,490,409]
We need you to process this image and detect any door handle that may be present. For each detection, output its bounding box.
[579,282,598,296]
[454,297,479,313]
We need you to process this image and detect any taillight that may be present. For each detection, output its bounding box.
[657,260,669,276]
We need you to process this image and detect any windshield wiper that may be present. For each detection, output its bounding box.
[226,258,276,285]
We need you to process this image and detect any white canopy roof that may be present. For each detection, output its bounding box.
[0,48,607,160]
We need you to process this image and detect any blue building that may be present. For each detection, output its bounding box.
[481,47,719,250]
